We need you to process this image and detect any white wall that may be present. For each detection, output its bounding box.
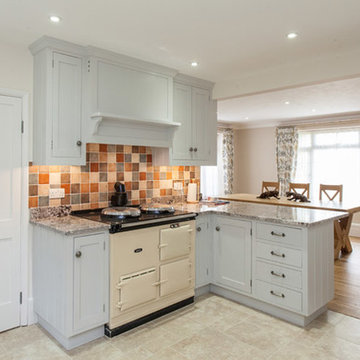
[0,40,33,158]
[233,127,277,194]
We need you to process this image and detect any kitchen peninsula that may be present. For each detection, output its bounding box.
[31,200,345,349]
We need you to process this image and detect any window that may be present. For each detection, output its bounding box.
[200,132,224,197]
[294,127,360,199]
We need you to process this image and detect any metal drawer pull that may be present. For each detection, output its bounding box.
[271,231,285,237]
[270,290,285,298]
[270,251,285,258]
[271,270,286,278]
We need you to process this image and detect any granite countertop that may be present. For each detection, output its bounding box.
[30,200,347,235]
[173,201,347,227]
[30,215,109,236]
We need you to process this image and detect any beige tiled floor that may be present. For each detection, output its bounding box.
[2,294,360,359]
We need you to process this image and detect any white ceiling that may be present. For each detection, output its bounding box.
[1,0,360,124]
[218,77,360,127]
[1,0,360,84]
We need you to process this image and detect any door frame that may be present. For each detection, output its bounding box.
[0,88,29,326]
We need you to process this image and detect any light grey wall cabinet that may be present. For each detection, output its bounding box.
[152,74,217,166]
[32,225,109,350]
[30,38,86,165]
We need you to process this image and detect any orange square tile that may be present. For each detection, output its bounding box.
[124,182,132,190]
[90,183,99,192]
[90,193,99,203]
[140,190,146,199]
[90,203,99,209]
[108,163,116,172]
[153,172,160,180]
[81,173,89,183]
[87,143,99,152]
[90,163,99,172]
[116,154,124,162]
[160,189,166,196]
[81,184,89,193]
[153,181,160,189]
[107,182,116,192]
[140,172,146,180]
[100,152,108,163]
[39,173,49,184]
[147,154,152,163]
[140,146,146,153]
[29,197,38,208]
[99,144,107,152]
[166,172,172,180]
[61,184,71,194]
[71,173,81,183]
[125,163,132,171]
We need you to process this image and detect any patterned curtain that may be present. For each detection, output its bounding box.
[276,126,298,196]
[219,128,234,194]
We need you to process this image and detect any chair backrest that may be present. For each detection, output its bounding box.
[319,184,343,201]
[289,182,310,198]
[262,181,280,193]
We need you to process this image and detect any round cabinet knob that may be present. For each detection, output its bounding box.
[194,147,198,152]
[189,147,194,152]
[215,226,220,232]
[197,226,201,232]
[75,250,82,258]
[76,140,82,146]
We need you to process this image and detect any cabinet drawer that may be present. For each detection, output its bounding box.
[254,280,302,313]
[160,224,192,261]
[255,241,302,268]
[118,268,157,311]
[255,260,302,290]
[256,223,302,248]
[160,259,192,297]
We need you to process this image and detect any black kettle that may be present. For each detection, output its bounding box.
[111,182,128,206]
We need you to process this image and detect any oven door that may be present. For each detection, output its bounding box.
[159,224,192,261]
[116,268,158,311]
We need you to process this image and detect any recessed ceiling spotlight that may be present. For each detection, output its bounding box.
[191,61,198,67]
[285,101,290,105]
[312,109,316,112]
[49,15,62,23]
[245,117,249,120]
[287,32,298,39]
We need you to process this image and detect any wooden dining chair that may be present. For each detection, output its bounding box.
[289,182,310,198]
[261,181,280,193]
[319,184,343,201]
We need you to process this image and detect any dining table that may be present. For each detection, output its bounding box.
[219,193,360,259]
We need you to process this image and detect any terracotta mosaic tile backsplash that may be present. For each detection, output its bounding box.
[29,144,200,210]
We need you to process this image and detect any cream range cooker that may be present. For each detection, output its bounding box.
[73,204,197,337]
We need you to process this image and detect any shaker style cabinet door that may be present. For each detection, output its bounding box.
[52,52,83,161]
[73,233,108,333]
[191,87,210,161]
[172,82,192,161]
[213,217,252,293]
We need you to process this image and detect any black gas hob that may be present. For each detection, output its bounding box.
[72,207,197,233]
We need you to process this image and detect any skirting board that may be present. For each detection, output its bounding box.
[37,315,104,350]
[350,223,360,238]
[196,283,327,327]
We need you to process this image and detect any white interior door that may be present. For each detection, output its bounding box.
[0,95,22,332]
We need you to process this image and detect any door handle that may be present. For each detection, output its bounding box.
[215,226,220,231]
[152,280,167,286]
[75,250,82,258]
[76,140,82,146]
[197,226,201,232]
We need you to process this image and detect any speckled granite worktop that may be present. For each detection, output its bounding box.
[30,200,346,235]
[173,201,346,227]
[30,216,110,235]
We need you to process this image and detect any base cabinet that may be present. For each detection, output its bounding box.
[32,226,109,349]
[213,216,252,293]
